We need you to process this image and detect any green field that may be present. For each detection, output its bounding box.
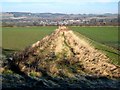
[2,26,57,50]
[2,26,120,65]
[70,26,119,49]
[70,26,119,65]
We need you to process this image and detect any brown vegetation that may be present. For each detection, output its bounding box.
[13,26,120,78]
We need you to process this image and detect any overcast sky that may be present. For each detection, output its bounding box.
[1,0,119,14]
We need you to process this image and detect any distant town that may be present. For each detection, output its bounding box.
[1,12,118,27]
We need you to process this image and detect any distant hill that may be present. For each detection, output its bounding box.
[3,12,117,19]
[2,12,118,26]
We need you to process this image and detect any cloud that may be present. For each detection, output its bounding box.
[0,0,119,2]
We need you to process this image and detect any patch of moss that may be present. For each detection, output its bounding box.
[29,71,42,77]
[3,69,13,74]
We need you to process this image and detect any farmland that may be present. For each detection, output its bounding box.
[2,26,57,54]
[2,26,120,65]
[70,26,119,50]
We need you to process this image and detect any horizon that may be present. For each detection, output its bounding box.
[1,0,119,14]
[2,11,118,15]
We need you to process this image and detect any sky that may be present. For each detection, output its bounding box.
[1,0,119,14]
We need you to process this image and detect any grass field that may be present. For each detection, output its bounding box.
[2,26,57,50]
[70,26,119,65]
[2,26,120,65]
[70,26,119,50]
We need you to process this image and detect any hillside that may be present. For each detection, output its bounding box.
[12,26,120,78]
[1,26,120,89]
[2,12,118,26]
